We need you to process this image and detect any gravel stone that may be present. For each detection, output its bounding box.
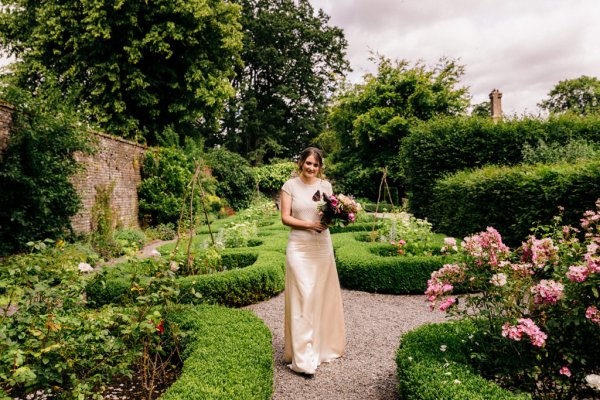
[245,289,447,400]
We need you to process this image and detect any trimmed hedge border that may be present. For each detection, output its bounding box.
[430,160,600,245]
[333,232,452,294]
[86,248,285,308]
[162,304,273,400]
[396,320,531,400]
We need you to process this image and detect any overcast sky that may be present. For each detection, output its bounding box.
[311,0,600,115]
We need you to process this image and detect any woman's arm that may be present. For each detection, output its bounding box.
[280,191,328,233]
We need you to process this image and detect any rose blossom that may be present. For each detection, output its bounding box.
[490,273,507,287]
[530,279,564,305]
[559,366,572,378]
[586,306,600,326]
[566,265,589,282]
[502,318,547,347]
[439,297,457,312]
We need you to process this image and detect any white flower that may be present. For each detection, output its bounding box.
[490,273,507,287]
[586,374,600,391]
[453,379,461,384]
[169,261,179,272]
[150,249,161,257]
[407,356,413,361]
[440,345,447,352]
[78,262,94,273]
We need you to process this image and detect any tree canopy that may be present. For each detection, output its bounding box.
[538,75,600,116]
[0,0,243,145]
[319,56,470,199]
[214,0,349,165]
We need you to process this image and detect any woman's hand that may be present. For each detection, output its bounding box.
[308,220,328,233]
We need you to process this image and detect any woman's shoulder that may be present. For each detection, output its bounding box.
[322,179,333,192]
[281,177,300,193]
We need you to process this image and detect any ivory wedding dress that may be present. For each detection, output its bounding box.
[281,177,345,374]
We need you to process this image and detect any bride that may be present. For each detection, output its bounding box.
[280,147,345,375]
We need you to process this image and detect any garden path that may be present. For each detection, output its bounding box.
[245,289,447,400]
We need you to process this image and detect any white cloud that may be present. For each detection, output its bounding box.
[311,0,600,114]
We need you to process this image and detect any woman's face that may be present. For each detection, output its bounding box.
[300,155,320,179]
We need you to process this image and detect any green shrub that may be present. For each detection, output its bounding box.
[396,320,531,400]
[0,245,140,398]
[144,223,177,241]
[429,160,600,245]
[205,148,256,210]
[86,249,285,308]
[333,232,451,294]
[401,114,600,219]
[0,89,93,255]
[253,162,296,194]
[163,304,273,400]
[521,138,599,164]
[138,145,216,226]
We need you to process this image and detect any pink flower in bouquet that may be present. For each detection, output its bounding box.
[318,192,361,227]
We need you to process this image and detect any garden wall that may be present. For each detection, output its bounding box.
[0,104,146,234]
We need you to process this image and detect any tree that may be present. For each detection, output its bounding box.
[319,56,469,199]
[214,0,349,165]
[538,75,600,116]
[0,0,243,144]
[471,101,491,117]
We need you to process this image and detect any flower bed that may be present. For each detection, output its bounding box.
[86,249,285,308]
[332,232,453,294]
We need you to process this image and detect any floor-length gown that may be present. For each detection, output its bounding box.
[282,177,345,374]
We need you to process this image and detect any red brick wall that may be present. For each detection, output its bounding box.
[0,104,147,234]
[71,132,146,233]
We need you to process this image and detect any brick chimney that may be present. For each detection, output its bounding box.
[489,89,503,123]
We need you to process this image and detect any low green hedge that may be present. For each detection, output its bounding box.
[86,249,285,308]
[396,320,530,400]
[163,304,273,400]
[429,160,600,246]
[333,233,451,294]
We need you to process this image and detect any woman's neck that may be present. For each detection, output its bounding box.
[299,175,318,185]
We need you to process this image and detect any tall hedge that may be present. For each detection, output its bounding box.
[400,114,600,219]
[429,160,600,245]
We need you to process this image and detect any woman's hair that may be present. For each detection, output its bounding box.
[297,147,324,176]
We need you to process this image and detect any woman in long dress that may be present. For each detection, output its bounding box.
[280,147,345,375]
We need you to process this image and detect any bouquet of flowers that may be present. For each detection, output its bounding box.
[317,193,362,227]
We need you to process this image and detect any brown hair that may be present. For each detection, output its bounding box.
[297,147,324,177]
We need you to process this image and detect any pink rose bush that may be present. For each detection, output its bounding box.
[425,201,600,398]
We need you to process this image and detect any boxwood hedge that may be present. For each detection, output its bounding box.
[333,232,453,294]
[396,320,531,400]
[162,304,273,400]
[86,248,285,308]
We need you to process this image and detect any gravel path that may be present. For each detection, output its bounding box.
[245,289,447,400]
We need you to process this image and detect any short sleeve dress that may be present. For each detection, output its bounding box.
[281,177,345,374]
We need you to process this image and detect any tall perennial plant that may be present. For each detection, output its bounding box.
[425,201,600,399]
